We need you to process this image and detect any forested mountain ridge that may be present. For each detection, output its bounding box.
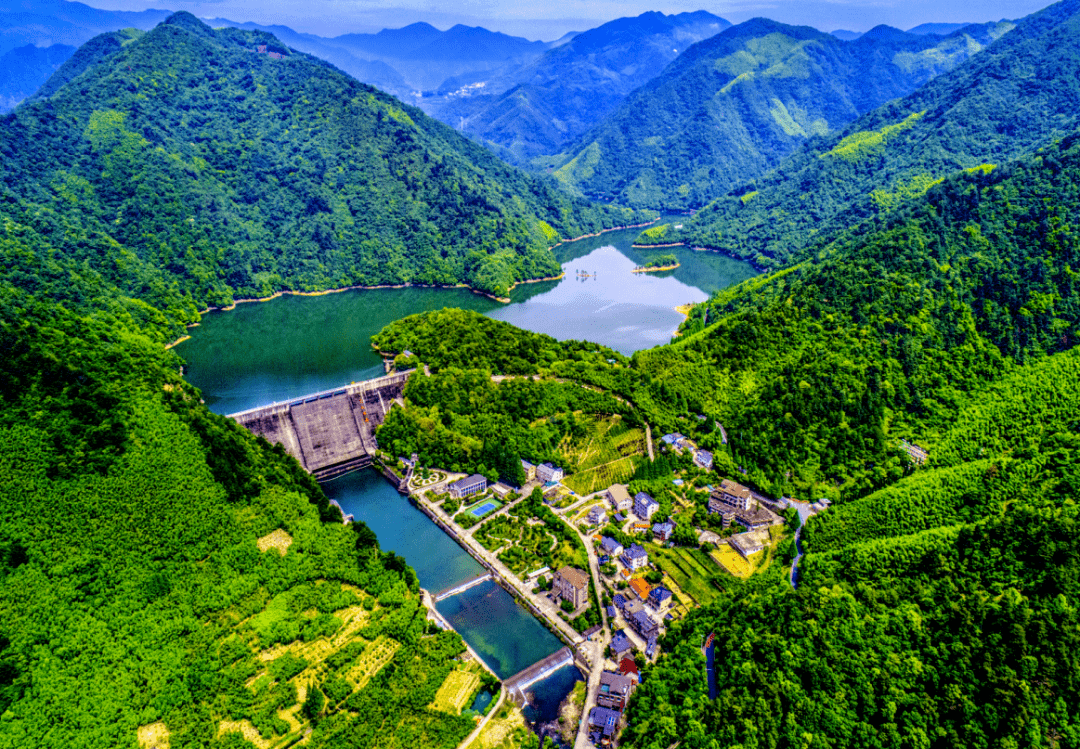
[648,0,1080,267]
[551,16,1013,210]
[0,12,642,336]
[431,11,730,164]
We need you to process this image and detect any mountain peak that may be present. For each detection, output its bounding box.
[162,11,213,38]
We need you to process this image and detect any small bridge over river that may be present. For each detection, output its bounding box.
[229,371,412,481]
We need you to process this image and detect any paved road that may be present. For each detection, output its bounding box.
[571,508,610,749]
[784,500,814,590]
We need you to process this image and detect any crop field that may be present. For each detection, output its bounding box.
[713,544,754,579]
[649,545,724,606]
[430,667,481,714]
[346,635,401,688]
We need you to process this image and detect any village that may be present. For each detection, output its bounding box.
[384,425,835,749]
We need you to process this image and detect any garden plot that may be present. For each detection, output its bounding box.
[559,416,646,496]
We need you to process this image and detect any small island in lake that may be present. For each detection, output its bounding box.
[632,254,681,273]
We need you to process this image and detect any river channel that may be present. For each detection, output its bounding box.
[176,226,757,723]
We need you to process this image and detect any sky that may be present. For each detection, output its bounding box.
[83,0,1054,40]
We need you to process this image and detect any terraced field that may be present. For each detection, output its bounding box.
[648,546,725,606]
[561,416,646,495]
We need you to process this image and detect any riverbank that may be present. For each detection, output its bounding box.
[630,241,685,249]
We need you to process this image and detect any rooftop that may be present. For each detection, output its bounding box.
[556,565,589,590]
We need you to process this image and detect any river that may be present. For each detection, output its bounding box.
[176,225,757,723]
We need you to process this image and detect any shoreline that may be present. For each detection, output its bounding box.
[164,219,659,349]
[631,263,680,273]
[631,242,685,249]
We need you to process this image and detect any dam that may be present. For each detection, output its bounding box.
[229,371,411,481]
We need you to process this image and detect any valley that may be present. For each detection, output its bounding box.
[2,2,1080,748]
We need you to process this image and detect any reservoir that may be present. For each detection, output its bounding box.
[176,226,757,722]
[179,226,757,414]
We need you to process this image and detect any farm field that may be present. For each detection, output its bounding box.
[430,665,482,714]
[648,545,725,607]
[561,416,646,496]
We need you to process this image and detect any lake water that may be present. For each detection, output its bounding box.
[177,226,757,722]
[178,225,756,415]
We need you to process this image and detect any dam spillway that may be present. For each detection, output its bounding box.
[229,371,411,481]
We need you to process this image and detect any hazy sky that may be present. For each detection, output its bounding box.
[86,0,1054,40]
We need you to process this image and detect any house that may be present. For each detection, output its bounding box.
[521,460,537,481]
[645,636,658,659]
[900,439,929,466]
[634,492,659,521]
[630,609,660,639]
[707,479,781,530]
[619,658,640,683]
[621,544,649,570]
[597,671,635,710]
[629,577,652,601]
[491,483,513,499]
[583,624,603,640]
[536,463,564,483]
[606,605,618,619]
[600,536,624,557]
[729,532,766,558]
[612,593,628,612]
[694,449,714,470]
[660,433,684,446]
[554,566,590,609]
[607,484,633,512]
[448,474,487,500]
[649,587,673,612]
[588,505,607,526]
[610,630,633,661]
[652,520,676,542]
[588,706,621,742]
[614,512,626,523]
[624,599,645,619]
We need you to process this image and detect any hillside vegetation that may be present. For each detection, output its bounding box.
[0,12,642,330]
[0,287,481,749]
[656,0,1080,266]
[552,18,1012,210]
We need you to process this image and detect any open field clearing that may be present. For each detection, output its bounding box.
[650,545,725,606]
[431,667,482,714]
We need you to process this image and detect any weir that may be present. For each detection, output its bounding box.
[229,371,412,481]
[433,573,494,602]
[504,647,575,698]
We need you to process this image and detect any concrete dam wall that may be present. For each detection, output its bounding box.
[229,371,411,481]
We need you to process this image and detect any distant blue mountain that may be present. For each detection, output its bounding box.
[0,42,73,112]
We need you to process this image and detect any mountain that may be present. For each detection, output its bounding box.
[829,29,863,40]
[0,12,642,337]
[652,0,1080,267]
[430,11,730,164]
[0,0,169,55]
[0,42,73,112]
[907,21,975,34]
[201,17,412,99]
[329,22,551,92]
[550,17,1014,210]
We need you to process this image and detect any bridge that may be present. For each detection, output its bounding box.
[229,371,412,481]
[433,573,494,602]
[504,647,576,700]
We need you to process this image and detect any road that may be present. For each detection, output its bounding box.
[569,506,611,749]
[784,500,814,590]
